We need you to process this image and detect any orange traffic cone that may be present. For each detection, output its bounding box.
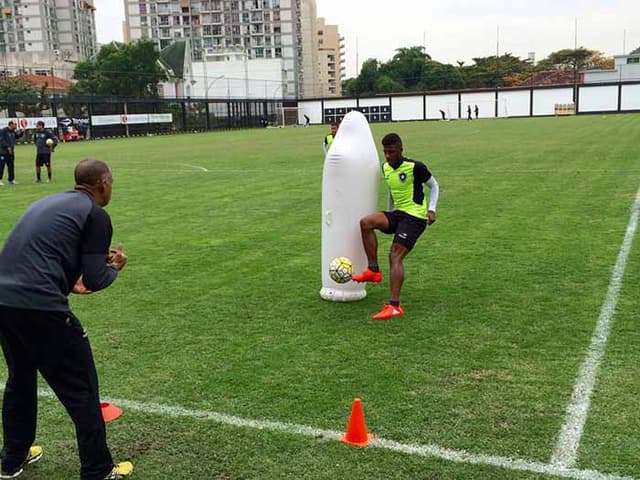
[340,398,373,447]
[100,402,123,423]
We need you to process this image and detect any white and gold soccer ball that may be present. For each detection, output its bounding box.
[329,256,353,284]
[46,138,54,147]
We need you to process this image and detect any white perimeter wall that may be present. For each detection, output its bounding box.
[298,82,640,124]
[579,86,618,112]
[533,88,574,116]
[500,90,530,117]
[461,92,497,118]
[298,101,323,124]
[427,94,459,120]
[392,96,423,121]
[621,84,640,110]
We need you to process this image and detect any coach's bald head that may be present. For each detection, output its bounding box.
[74,159,114,207]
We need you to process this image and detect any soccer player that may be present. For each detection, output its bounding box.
[0,159,133,480]
[323,122,339,154]
[0,120,24,185]
[352,133,439,320]
[34,120,58,183]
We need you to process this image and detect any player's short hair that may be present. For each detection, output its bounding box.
[331,122,338,127]
[36,120,45,127]
[74,159,111,187]
[382,133,403,148]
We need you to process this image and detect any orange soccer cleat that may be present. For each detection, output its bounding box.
[372,304,404,320]
[351,269,382,283]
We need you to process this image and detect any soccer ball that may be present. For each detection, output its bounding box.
[329,257,353,284]
[46,139,54,146]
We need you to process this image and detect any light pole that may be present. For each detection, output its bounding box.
[206,75,225,99]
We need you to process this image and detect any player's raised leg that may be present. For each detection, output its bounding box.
[352,212,388,283]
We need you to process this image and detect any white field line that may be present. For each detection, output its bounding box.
[179,163,209,172]
[551,186,640,468]
[27,388,636,480]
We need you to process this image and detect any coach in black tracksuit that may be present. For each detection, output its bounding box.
[0,120,24,185]
[0,159,131,479]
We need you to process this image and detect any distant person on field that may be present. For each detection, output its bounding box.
[467,105,472,121]
[439,109,446,121]
[34,120,58,183]
[352,133,439,320]
[0,159,133,480]
[323,122,339,154]
[304,114,310,127]
[474,104,479,119]
[0,120,24,185]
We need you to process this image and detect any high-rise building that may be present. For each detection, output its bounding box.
[0,0,98,79]
[316,17,343,97]
[123,0,321,99]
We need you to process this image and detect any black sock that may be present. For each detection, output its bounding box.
[36,173,41,181]
[368,263,379,272]
[390,299,400,307]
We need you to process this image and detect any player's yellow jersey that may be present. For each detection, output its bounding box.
[382,158,432,219]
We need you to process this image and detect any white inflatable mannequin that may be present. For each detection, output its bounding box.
[320,111,380,302]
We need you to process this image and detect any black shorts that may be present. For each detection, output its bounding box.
[36,153,51,167]
[382,210,427,250]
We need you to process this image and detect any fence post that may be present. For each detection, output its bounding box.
[181,100,187,132]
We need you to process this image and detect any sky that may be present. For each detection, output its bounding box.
[94,0,640,78]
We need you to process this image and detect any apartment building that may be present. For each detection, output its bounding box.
[0,0,97,79]
[316,17,343,97]
[123,0,322,99]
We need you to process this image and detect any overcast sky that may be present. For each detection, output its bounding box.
[94,0,639,77]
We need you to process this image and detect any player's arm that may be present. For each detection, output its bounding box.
[79,206,119,292]
[425,176,439,225]
[416,162,439,225]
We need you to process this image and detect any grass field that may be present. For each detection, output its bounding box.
[0,114,639,479]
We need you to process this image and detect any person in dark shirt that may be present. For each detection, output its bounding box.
[474,104,479,119]
[0,120,24,185]
[0,159,133,480]
[33,120,58,183]
[467,105,473,121]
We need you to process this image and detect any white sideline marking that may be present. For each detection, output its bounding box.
[179,163,209,172]
[29,388,636,480]
[551,186,640,468]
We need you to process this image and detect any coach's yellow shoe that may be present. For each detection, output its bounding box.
[103,462,133,479]
[0,445,43,479]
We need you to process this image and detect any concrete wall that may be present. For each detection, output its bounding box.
[298,81,640,125]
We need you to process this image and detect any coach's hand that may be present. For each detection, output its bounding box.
[72,276,92,294]
[427,210,436,226]
[108,243,128,271]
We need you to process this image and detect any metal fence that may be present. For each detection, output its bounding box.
[0,95,288,142]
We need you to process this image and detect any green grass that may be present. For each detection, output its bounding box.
[1,114,639,479]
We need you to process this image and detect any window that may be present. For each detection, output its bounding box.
[627,57,640,64]
[274,46,281,58]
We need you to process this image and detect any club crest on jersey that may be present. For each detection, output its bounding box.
[399,172,407,182]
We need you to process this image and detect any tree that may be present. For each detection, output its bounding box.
[0,79,48,117]
[536,48,602,71]
[459,54,533,88]
[343,58,381,97]
[382,46,431,89]
[69,40,167,98]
